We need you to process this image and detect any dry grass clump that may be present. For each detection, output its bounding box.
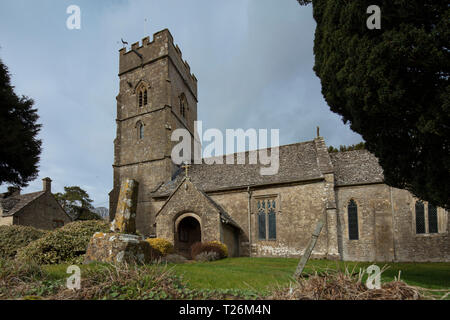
[270,266,424,300]
[50,263,196,300]
[0,258,48,298]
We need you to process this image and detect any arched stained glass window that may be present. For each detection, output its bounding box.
[428,203,438,234]
[415,201,425,234]
[348,199,359,240]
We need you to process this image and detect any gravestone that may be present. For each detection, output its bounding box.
[84,179,158,264]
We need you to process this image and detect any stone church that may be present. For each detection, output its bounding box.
[109,29,449,262]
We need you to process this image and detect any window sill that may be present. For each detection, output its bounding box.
[414,233,445,238]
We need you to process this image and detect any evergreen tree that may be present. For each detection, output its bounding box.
[298,1,449,208]
[54,186,100,220]
[0,59,42,187]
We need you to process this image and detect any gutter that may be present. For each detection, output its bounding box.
[247,186,252,257]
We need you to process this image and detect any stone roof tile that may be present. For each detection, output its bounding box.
[152,140,324,197]
[330,150,384,186]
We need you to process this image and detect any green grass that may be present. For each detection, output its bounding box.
[41,258,450,298]
[168,258,450,295]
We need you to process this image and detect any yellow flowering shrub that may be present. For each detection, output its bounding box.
[209,240,228,258]
[146,238,174,256]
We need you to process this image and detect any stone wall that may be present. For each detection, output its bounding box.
[155,179,222,245]
[335,184,449,262]
[222,223,239,257]
[110,30,198,227]
[0,216,13,226]
[209,181,331,258]
[390,188,450,262]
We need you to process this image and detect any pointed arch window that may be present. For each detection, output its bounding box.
[348,199,359,240]
[415,201,444,235]
[179,93,188,119]
[136,121,144,140]
[415,201,425,234]
[257,201,266,240]
[257,198,277,241]
[137,83,149,107]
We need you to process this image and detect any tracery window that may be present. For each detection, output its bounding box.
[257,198,277,241]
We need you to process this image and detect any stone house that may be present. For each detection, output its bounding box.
[0,178,72,230]
[109,29,449,262]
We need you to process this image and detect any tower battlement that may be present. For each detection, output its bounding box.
[119,29,197,95]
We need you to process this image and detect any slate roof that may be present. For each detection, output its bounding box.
[152,140,325,197]
[0,191,45,217]
[330,150,384,186]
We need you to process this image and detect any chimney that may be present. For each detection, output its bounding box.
[42,177,52,193]
[7,186,20,197]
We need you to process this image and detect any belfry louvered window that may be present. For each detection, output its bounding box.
[415,201,425,234]
[179,93,187,119]
[348,200,359,240]
[428,203,438,234]
[138,91,143,107]
[143,89,148,106]
[257,198,277,241]
[138,85,148,107]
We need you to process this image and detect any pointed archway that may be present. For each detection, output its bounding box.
[175,213,201,259]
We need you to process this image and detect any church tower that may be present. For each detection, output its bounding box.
[109,29,198,236]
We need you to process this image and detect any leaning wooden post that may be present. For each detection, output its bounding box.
[294,217,325,278]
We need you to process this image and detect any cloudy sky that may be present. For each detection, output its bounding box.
[0,0,362,207]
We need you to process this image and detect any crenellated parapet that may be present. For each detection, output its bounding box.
[119,29,197,97]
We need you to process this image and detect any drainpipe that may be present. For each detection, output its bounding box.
[247,186,252,257]
[389,187,397,262]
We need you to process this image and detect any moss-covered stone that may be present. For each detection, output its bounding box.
[110,179,139,234]
[84,232,160,264]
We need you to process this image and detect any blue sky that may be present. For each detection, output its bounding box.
[0,0,362,207]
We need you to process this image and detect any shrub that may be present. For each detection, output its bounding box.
[15,220,110,265]
[0,225,47,260]
[191,241,228,260]
[195,251,220,262]
[146,238,174,257]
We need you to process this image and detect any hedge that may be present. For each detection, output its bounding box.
[0,225,47,260]
[15,220,110,265]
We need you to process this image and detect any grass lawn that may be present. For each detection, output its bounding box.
[168,258,450,296]
[42,258,450,298]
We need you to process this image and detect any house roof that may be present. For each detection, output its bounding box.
[330,150,384,186]
[0,191,46,217]
[152,140,325,197]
